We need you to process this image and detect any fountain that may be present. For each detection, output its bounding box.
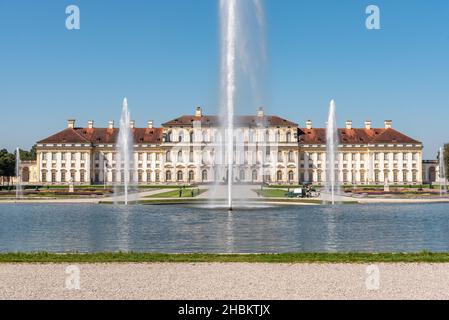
[115,98,134,205]
[439,147,447,197]
[15,147,23,200]
[220,0,237,211]
[219,0,265,210]
[325,100,339,205]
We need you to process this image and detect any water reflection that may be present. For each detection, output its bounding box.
[1,203,449,253]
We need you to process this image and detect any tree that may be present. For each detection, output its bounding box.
[18,145,37,161]
[0,149,16,186]
[445,144,449,179]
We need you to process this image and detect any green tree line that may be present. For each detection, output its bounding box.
[0,145,36,185]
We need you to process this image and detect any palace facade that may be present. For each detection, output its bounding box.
[35,107,424,186]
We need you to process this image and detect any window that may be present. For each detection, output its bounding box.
[286,131,292,142]
[138,153,144,161]
[403,171,408,182]
[343,153,349,161]
[178,131,184,143]
[360,171,365,182]
[51,172,56,183]
[155,172,160,182]
[288,171,294,182]
[317,172,322,182]
[237,170,244,181]
[95,153,100,161]
[42,172,47,182]
[177,150,183,162]
[413,153,418,161]
[317,153,322,161]
[177,171,183,182]
[166,171,171,181]
[394,171,398,183]
[352,153,356,161]
[288,151,294,162]
[189,151,194,162]
[188,171,194,182]
[95,173,99,183]
[138,172,143,183]
[52,153,57,161]
[375,171,380,183]
[394,153,399,161]
[412,171,417,182]
[374,153,379,161]
[61,171,66,182]
[155,153,160,161]
[403,153,408,161]
[166,131,172,142]
[166,151,171,162]
[189,131,194,143]
[202,170,208,182]
[252,170,258,182]
[80,171,85,183]
[277,170,283,181]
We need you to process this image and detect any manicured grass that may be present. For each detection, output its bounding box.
[146,188,206,198]
[1,252,449,263]
[255,188,289,198]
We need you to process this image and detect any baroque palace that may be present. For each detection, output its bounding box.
[35,107,424,186]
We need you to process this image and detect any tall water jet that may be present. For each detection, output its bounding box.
[325,100,339,205]
[439,147,447,197]
[15,147,22,200]
[115,98,133,205]
[219,0,266,210]
[221,0,237,210]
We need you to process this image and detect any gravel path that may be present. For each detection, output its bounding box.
[1,263,449,300]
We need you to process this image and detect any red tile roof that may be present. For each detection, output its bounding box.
[163,115,298,127]
[299,128,421,145]
[38,128,164,145]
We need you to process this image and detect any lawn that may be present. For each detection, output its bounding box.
[255,188,289,198]
[1,252,449,263]
[146,188,206,198]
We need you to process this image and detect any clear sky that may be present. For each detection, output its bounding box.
[1,0,448,158]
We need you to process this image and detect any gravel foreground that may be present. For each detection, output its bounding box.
[1,263,449,300]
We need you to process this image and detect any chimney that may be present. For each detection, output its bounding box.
[130,120,135,129]
[346,120,353,130]
[67,119,75,129]
[108,120,114,129]
[365,120,372,130]
[306,120,312,130]
[384,120,393,129]
[195,106,202,117]
[147,120,154,129]
[257,107,265,117]
[87,120,94,129]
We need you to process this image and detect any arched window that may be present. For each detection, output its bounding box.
[177,170,183,182]
[189,131,194,143]
[276,130,280,143]
[178,131,184,143]
[277,170,283,182]
[166,151,171,162]
[252,170,258,182]
[286,131,292,142]
[177,150,183,162]
[202,170,208,182]
[189,150,194,162]
[188,170,194,182]
[288,170,294,182]
[239,170,245,181]
[166,170,172,181]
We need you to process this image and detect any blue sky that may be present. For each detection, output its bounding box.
[1,0,449,158]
